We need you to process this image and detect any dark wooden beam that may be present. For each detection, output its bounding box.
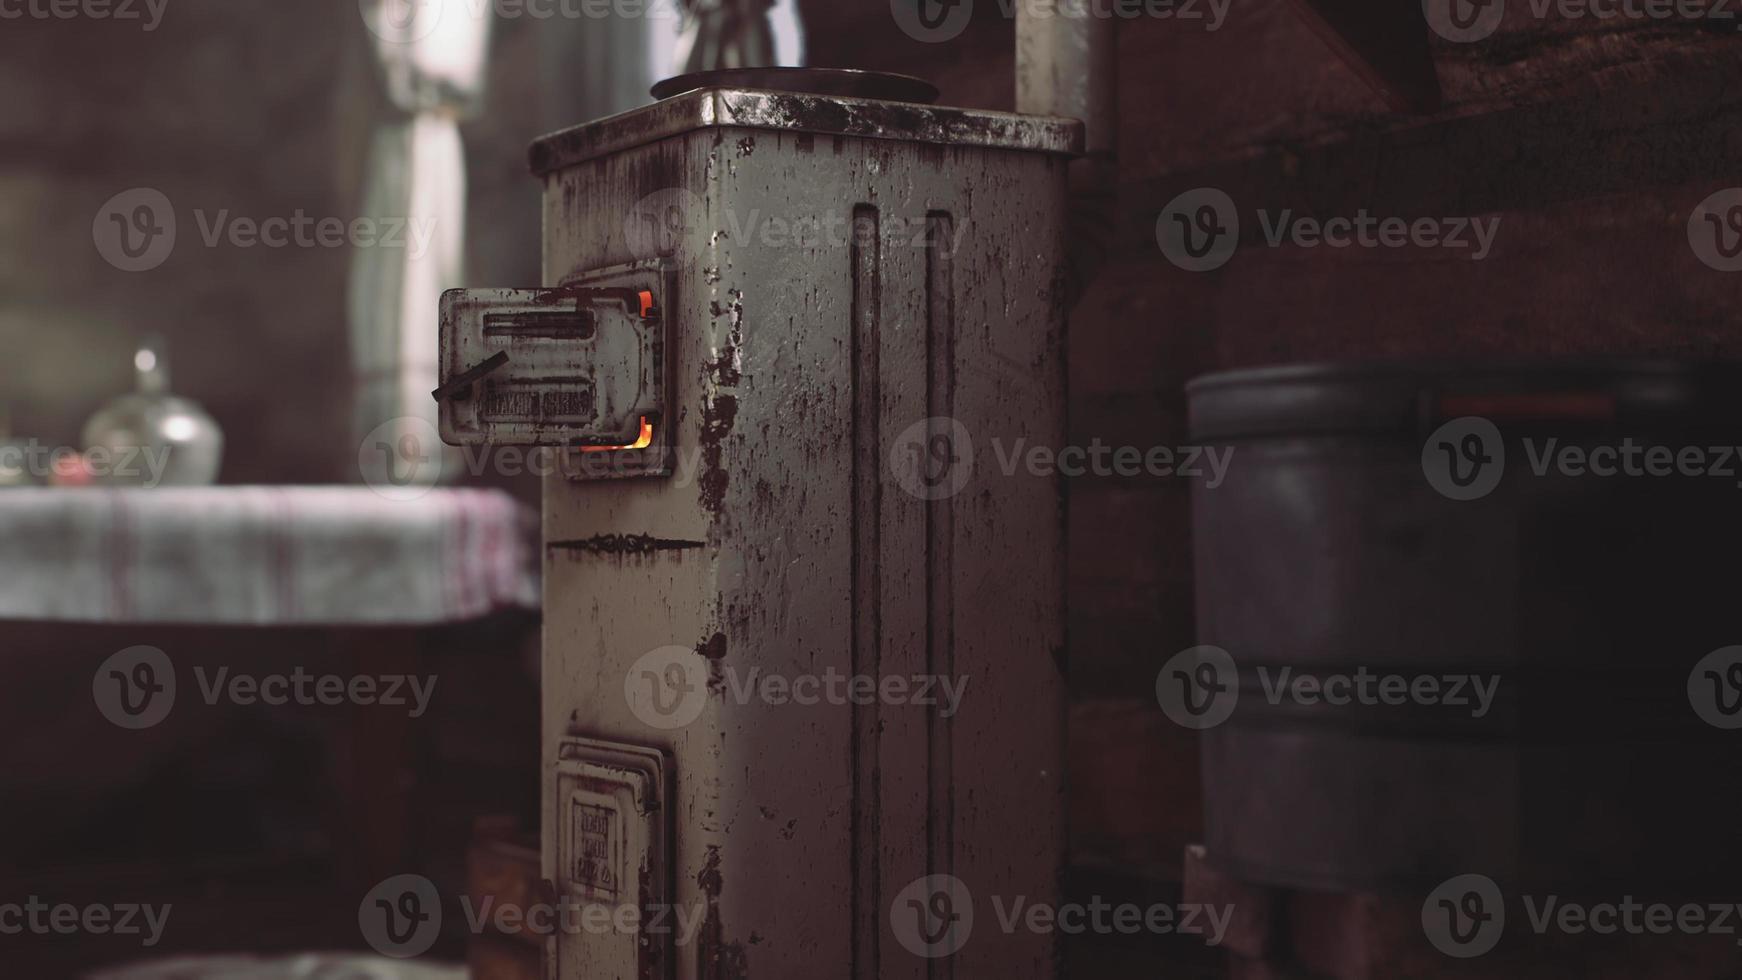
[1287,0,1444,112]
[1119,51,1742,252]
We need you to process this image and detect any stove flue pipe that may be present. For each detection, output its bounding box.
[1017,2,1116,303]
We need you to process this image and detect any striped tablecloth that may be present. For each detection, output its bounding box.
[0,487,538,625]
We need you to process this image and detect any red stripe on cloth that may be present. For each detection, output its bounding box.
[458,490,477,614]
[440,492,457,618]
[108,491,133,621]
[444,491,475,618]
[270,488,297,622]
[481,493,506,607]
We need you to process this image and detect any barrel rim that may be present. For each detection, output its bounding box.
[1185,358,1737,395]
[1186,359,1742,441]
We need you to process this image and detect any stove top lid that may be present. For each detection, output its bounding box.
[528,69,1081,175]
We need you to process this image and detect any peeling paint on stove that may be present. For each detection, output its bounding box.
[695,846,751,980]
[697,393,737,516]
[697,631,728,661]
[548,533,706,556]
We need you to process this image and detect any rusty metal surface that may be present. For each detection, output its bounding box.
[538,99,1071,978]
[528,88,1084,175]
[652,68,940,104]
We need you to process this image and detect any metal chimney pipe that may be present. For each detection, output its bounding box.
[1017,3,1117,301]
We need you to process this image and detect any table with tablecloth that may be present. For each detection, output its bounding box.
[0,486,540,914]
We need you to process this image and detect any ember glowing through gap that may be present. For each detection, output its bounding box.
[576,290,657,453]
[579,417,654,453]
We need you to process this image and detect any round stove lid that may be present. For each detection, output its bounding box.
[651,68,940,105]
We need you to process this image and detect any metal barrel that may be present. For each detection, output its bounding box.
[1186,360,1742,894]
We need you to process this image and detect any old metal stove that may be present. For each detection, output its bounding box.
[437,68,1080,979]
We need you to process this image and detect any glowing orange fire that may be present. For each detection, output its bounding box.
[580,417,654,453]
